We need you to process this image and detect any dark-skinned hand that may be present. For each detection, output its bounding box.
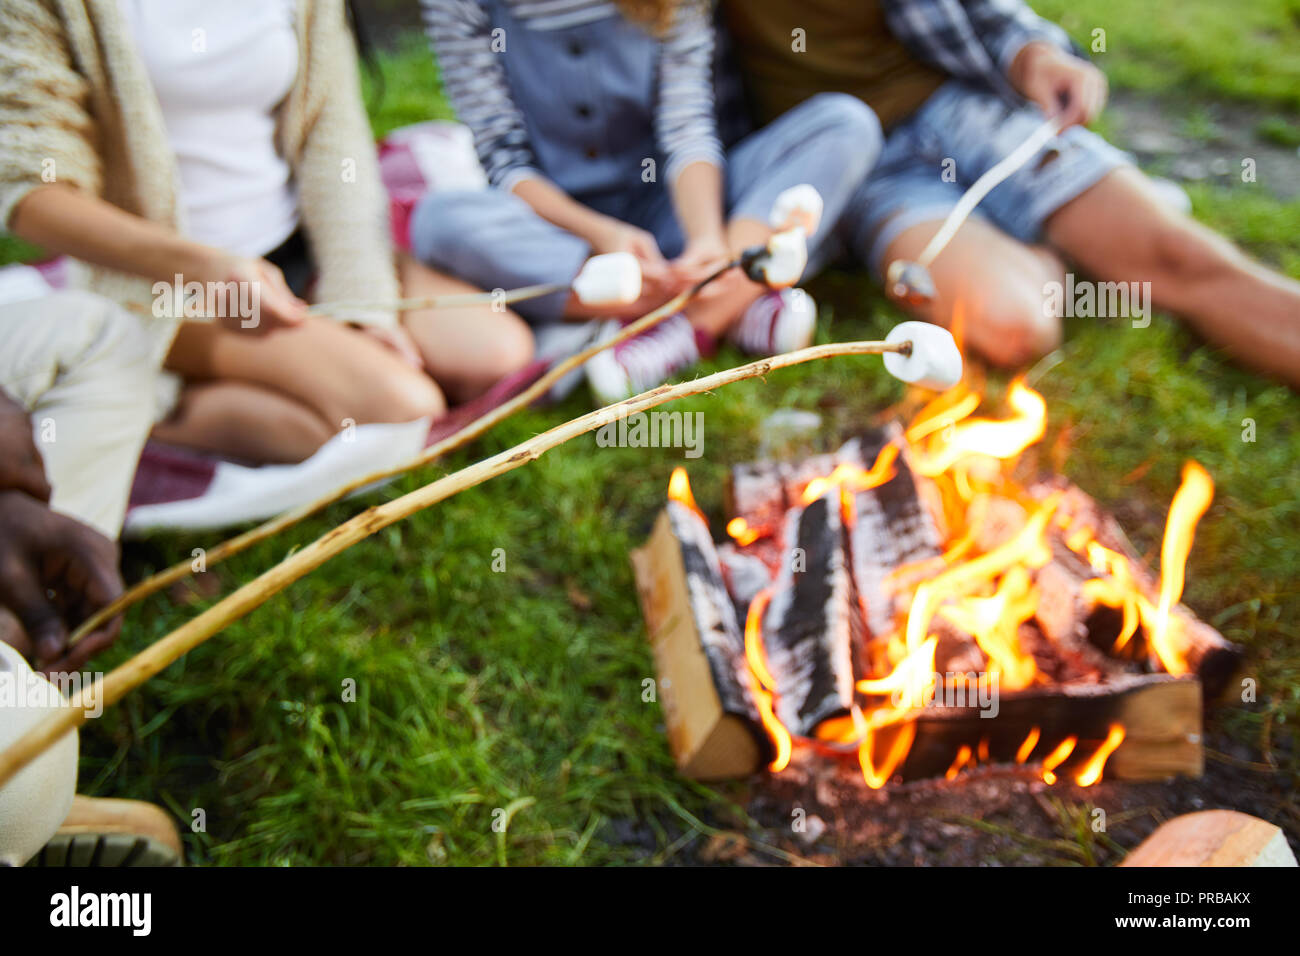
[0,389,52,502]
[0,489,124,673]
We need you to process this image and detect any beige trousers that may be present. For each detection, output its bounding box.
[0,291,157,538]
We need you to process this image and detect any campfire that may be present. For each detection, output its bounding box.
[631,373,1243,788]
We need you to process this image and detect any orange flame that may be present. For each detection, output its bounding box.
[1075,724,1126,787]
[1147,461,1214,675]
[945,744,973,780]
[858,722,917,790]
[937,565,1039,691]
[726,516,762,546]
[1041,736,1077,785]
[1015,727,1041,764]
[911,379,1047,477]
[800,442,900,504]
[904,495,1058,653]
[742,588,792,772]
[667,466,706,523]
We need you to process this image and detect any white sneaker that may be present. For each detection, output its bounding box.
[727,288,817,356]
[584,314,700,405]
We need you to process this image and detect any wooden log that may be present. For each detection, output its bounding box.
[1032,540,1143,682]
[630,505,771,780]
[1120,810,1298,867]
[761,492,857,737]
[844,427,987,677]
[898,673,1202,783]
[716,542,774,632]
[1031,479,1244,697]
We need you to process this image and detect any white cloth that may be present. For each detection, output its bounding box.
[118,0,301,257]
[0,291,158,538]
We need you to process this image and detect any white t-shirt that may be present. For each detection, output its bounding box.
[119,0,301,257]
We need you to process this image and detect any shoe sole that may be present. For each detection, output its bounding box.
[28,832,181,867]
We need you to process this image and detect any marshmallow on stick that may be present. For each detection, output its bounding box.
[743,184,823,289]
[571,251,643,307]
[883,321,963,391]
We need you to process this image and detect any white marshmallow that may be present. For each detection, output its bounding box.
[0,641,79,866]
[755,228,809,289]
[572,252,643,306]
[769,184,824,236]
[883,321,963,391]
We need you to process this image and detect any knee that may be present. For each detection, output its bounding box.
[459,317,536,396]
[376,368,446,424]
[333,364,445,427]
[805,92,883,171]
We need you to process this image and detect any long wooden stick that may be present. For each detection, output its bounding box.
[70,265,737,647]
[305,282,565,317]
[1,339,906,789]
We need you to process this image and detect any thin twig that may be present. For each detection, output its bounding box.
[70,264,737,647]
[1,338,907,790]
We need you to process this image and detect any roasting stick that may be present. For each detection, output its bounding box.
[0,337,922,790]
[886,116,1065,305]
[306,282,565,316]
[67,278,702,647]
[65,192,826,648]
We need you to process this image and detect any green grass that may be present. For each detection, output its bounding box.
[8,1,1299,864]
[1035,0,1300,110]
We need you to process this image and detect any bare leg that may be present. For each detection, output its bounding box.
[1046,167,1300,387]
[884,217,1067,367]
[162,315,445,462]
[153,381,334,464]
[397,253,535,404]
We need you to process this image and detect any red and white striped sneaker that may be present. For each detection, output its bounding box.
[727,288,817,356]
[584,314,701,405]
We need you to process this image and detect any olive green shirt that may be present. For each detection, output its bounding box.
[721,0,948,129]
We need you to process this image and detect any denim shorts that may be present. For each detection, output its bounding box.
[836,79,1133,277]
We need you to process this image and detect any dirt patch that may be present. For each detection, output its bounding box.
[1107,90,1299,199]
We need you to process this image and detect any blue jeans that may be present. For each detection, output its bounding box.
[834,79,1133,276]
[410,92,882,325]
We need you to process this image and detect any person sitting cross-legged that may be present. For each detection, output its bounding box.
[718,0,1300,384]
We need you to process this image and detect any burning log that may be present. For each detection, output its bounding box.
[717,542,775,633]
[1031,478,1244,697]
[630,487,772,780]
[760,492,857,738]
[843,429,990,678]
[899,673,1202,783]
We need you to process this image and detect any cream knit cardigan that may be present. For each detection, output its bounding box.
[0,0,401,368]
